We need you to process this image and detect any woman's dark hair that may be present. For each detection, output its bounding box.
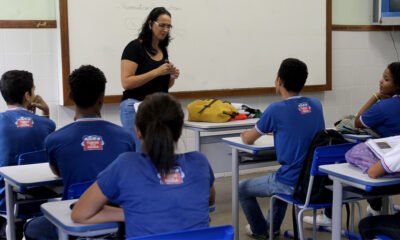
[138,7,171,56]
[277,58,308,93]
[0,70,33,105]
[69,65,106,108]
[136,92,183,176]
[387,62,400,93]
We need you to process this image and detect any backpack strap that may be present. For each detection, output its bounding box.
[198,99,218,114]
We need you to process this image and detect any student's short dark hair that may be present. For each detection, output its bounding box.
[277,58,308,93]
[388,62,400,92]
[0,70,34,104]
[69,65,106,108]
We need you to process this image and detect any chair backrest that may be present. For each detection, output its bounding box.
[304,142,356,206]
[66,180,94,200]
[310,143,357,177]
[127,225,234,240]
[17,149,48,165]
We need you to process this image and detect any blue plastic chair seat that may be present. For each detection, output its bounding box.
[275,193,333,209]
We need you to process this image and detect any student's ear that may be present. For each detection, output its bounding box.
[135,126,143,141]
[23,91,32,104]
[97,95,104,107]
[276,77,283,86]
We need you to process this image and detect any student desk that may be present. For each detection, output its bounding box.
[222,136,275,240]
[41,200,118,240]
[0,163,62,240]
[184,119,258,151]
[341,134,372,142]
[320,163,400,240]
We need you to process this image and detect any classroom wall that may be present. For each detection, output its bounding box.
[333,0,372,25]
[0,0,55,20]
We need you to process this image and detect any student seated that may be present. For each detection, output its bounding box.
[71,93,216,239]
[24,65,134,240]
[304,62,400,227]
[0,70,55,239]
[239,58,325,239]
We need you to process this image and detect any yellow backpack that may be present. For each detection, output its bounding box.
[187,99,238,123]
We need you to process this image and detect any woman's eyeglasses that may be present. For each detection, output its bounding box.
[154,21,173,30]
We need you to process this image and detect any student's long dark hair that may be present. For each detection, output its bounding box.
[388,62,400,94]
[138,7,171,56]
[136,93,183,176]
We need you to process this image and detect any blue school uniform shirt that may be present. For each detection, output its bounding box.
[360,96,400,138]
[0,108,55,210]
[46,118,134,199]
[255,96,325,186]
[97,151,215,238]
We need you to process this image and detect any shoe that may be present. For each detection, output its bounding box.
[303,213,332,227]
[245,224,280,239]
[367,205,381,216]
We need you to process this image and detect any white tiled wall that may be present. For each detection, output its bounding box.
[0,29,399,153]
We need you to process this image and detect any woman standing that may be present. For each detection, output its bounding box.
[120,7,179,151]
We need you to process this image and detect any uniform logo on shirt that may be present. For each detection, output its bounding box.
[298,102,312,114]
[81,135,104,151]
[158,166,185,185]
[15,117,33,128]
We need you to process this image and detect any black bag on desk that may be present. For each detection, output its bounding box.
[292,129,348,204]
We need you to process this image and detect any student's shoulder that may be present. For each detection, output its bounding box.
[33,115,56,127]
[112,152,149,170]
[98,120,133,137]
[45,122,75,142]
[181,151,209,164]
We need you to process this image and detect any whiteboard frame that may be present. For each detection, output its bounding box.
[58,0,332,105]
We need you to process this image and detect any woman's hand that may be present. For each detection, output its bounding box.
[170,65,180,81]
[157,63,174,76]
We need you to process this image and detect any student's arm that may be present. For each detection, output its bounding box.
[355,92,390,128]
[121,60,173,90]
[209,185,216,206]
[367,161,386,179]
[240,128,262,145]
[71,182,124,224]
[29,95,50,117]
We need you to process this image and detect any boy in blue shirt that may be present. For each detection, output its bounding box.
[0,70,55,239]
[239,58,325,239]
[24,65,134,240]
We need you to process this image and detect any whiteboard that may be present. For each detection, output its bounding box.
[65,0,327,98]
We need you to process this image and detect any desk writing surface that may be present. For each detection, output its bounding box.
[222,135,275,152]
[320,163,400,187]
[41,200,118,233]
[0,163,60,187]
[184,119,258,130]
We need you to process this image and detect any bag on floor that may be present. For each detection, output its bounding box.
[187,99,238,123]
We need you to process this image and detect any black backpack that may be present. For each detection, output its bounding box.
[292,129,348,204]
[291,129,349,239]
